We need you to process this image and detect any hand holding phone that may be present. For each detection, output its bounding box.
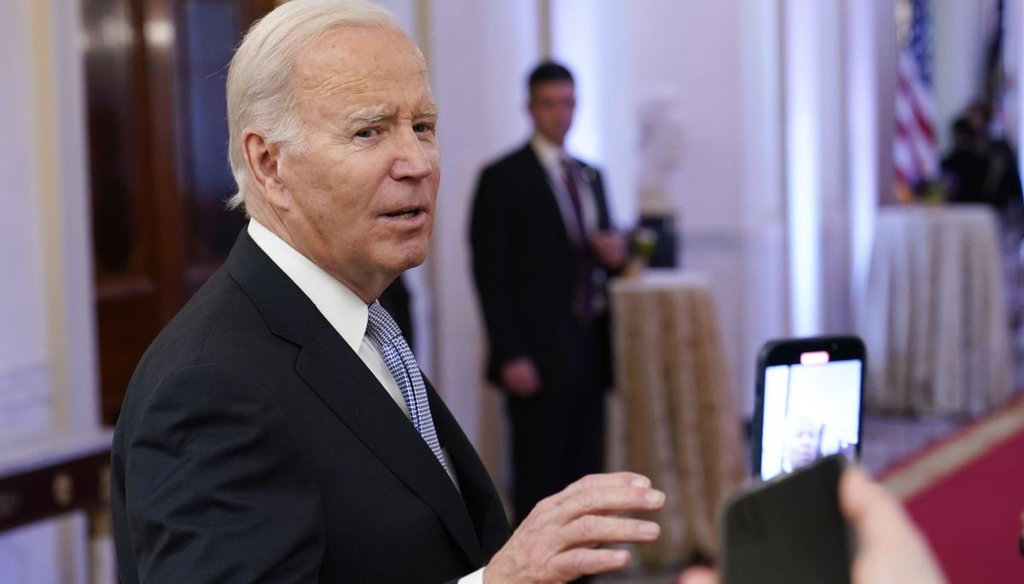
[685,463,948,584]
[719,455,853,584]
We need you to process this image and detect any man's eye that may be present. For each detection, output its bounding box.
[413,123,435,135]
[355,128,378,139]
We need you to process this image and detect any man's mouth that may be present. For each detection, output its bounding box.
[383,207,425,220]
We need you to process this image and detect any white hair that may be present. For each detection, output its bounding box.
[225,0,399,210]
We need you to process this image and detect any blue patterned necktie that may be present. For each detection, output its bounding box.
[365,302,448,472]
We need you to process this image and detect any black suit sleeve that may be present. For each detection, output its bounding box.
[587,167,613,232]
[469,165,526,369]
[119,365,323,583]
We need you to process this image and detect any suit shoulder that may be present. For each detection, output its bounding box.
[572,156,602,175]
[124,269,273,397]
[480,144,534,176]
[159,270,249,350]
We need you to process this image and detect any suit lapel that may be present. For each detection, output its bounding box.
[517,144,612,241]
[515,145,576,247]
[427,384,511,558]
[518,144,562,213]
[225,230,485,566]
[580,160,611,230]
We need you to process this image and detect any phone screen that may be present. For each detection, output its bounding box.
[755,338,864,481]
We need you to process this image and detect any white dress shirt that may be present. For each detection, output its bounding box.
[247,220,485,583]
[530,133,599,243]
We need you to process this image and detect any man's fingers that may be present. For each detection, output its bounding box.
[676,566,721,584]
[559,515,661,549]
[840,465,908,537]
[484,531,636,584]
[840,465,947,584]
[563,484,665,517]
[486,473,666,584]
[522,473,662,531]
[528,474,646,518]
[551,472,654,501]
[838,465,876,519]
[532,485,664,531]
[546,547,632,579]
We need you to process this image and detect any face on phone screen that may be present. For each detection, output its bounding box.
[759,357,862,481]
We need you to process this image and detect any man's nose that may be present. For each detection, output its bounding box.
[391,128,434,179]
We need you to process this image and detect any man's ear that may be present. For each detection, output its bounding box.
[242,129,289,211]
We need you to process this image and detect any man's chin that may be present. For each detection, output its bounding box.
[374,236,430,275]
[391,250,429,273]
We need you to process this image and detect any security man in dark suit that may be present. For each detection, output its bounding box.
[470,62,629,526]
[110,2,662,583]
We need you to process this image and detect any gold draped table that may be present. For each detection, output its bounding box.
[608,270,745,567]
[860,204,1012,417]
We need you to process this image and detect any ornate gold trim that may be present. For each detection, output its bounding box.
[52,472,74,507]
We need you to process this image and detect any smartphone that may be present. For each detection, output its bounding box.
[750,336,865,481]
[719,454,853,584]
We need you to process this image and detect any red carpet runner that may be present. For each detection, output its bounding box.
[881,397,1024,583]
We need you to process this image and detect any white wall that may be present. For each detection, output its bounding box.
[0,0,51,444]
[1012,0,1024,153]
[426,0,542,487]
[934,0,997,149]
[0,0,98,580]
[0,3,59,580]
[848,0,896,327]
[593,0,754,414]
[740,0,790,414]
[550,0,636,226]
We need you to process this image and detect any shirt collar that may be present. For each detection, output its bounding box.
[531,133,570,173]
[247,219,369,353]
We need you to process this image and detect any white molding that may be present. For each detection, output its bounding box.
[0,362,53,443]
[681,228,744,255]
[47,0,99,431]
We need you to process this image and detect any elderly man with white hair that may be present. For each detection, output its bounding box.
[110,1,663,583]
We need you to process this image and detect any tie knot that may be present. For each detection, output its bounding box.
[365,302,403,346]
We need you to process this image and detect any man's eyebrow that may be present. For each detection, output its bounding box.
[346,105,439,125]
[349,109,392,125]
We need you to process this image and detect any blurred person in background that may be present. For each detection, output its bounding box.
[470,61,628,531]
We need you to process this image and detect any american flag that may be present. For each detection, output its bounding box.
[893,0,937,197]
